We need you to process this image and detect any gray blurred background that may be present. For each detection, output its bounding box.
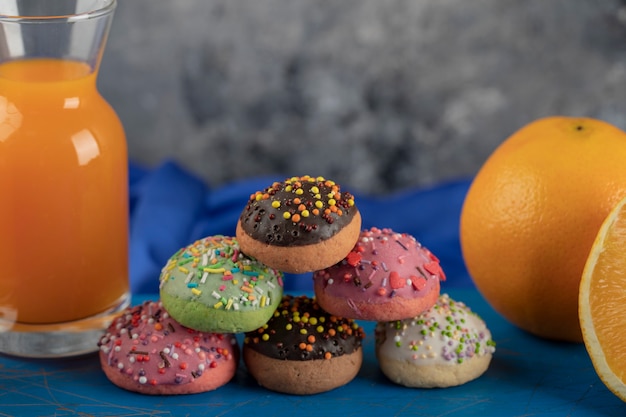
[98,0,626,195]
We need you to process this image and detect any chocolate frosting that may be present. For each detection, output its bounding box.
[238,175,358,246]
[244,295,365,361]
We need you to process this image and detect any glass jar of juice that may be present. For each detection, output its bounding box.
[0,0,130,357]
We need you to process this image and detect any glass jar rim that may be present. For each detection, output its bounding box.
[0,0,116,22]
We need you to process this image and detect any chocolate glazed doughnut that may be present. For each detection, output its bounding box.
[243,295,365,395]
[236,175,361,273]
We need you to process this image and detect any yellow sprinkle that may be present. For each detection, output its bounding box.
[161,273,170,282]
[191,288,202,296]
[271,201,281,208]
[311,186,319,194]
[283,212,291,219]
[260,295,267,306]
[316,325,324,333]
[286,323,293,330]
[295,188,304,195]
[315,200,324,209]
[233,279,239,285]
[316,176,325,182]
[293,316,301,323]
[319,317,326,323]
[255,193,263,201]
[178,266,189,274]
[300,328,307,335]
[214,301,224,309]
[225,298,233,310]
[301,209,310,217]
[262,334,270,341]
[309,317,318,325]
[328,198,336,206]
[285,185,293,192]
[204,267,225,273]
[348,199,354,206]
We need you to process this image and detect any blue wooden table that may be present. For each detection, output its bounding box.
[1,288,624,417]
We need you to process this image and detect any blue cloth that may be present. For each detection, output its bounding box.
[129,161,474,294]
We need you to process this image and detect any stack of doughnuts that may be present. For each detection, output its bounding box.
[98,235,286,395]
[98,174,495,395]
[235,175,366,394]
[312,226,494,388]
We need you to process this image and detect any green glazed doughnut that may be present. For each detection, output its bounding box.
[159,235,284,333]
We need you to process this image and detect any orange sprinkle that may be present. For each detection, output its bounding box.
[292,214,301,223]
[306,344,313,352]
[307,335,316,343]
[328,329,336,336]
[299,342,307,350]
[293,197,301,204]
[154,323,163,331]
[298,204,306,211]
[312,209,320,216]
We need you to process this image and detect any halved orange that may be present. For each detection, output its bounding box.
[579,195,626,402]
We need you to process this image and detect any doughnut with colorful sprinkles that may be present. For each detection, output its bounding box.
[375,293,495,388]
[243,295,365,395]
[236,175,362,273]
[98,300,239,395]
[159,235,284,333]
[313,227,445,321]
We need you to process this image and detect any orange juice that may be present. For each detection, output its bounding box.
[0,58,129,324]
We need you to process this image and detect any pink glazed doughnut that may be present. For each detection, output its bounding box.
[97,300,239,395]
[313,227,445,321]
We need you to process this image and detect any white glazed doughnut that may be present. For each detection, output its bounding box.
[375,293,495,388]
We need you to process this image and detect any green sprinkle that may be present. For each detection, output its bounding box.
[178,257,194,266]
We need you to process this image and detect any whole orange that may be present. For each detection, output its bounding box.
[460,116,626,342]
